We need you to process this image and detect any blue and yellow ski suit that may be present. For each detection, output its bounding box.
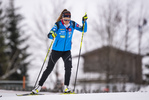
[38,19,87,87]
[48,20,87,51]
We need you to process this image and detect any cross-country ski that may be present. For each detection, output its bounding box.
[0,90,149,100]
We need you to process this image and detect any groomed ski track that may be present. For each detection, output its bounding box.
[0,90,149,100]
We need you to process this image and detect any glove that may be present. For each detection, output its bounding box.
[47,31,57,38]
[82,13,88,22]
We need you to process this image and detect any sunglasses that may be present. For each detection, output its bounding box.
[64,19,70,21]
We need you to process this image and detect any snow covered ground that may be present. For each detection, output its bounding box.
[0,90,149,100]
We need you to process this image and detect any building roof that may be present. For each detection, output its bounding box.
[81,46,143,58]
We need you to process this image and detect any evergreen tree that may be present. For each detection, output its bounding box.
[0,1,8,76]
[0,0,30,80]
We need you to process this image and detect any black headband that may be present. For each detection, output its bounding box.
[62,11,71,18]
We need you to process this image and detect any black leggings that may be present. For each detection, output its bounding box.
[39,50,72,86]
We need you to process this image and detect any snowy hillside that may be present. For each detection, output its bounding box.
[0,90,149,100]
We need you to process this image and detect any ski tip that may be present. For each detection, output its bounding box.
[61,92,76,95]
[16,92,33,96]
[16,92,44,96]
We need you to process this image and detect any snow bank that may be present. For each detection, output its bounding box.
[0,90,149,100]
[139,86,149,92]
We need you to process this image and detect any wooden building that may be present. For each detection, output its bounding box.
[81,46,143,84]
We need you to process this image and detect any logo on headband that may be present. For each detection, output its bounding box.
[62,12,71,18]
[65,13,71,15]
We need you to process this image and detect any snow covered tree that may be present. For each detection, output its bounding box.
[0,0,30,80]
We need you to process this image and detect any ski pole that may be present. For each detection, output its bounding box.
[34,39,54,88]
[73,13,87,92]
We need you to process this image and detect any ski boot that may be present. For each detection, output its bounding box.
[32,85,42,94]
[63,85,71,93]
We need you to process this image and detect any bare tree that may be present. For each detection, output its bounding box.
[91,0,149,87]
[124,0,135,51]
[137,2,148,55]
[92,0,123,85]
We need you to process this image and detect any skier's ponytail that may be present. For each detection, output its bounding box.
[56,9,68,22]
[56,9,67,22]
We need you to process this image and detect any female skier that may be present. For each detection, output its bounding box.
[32,9,87,94]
